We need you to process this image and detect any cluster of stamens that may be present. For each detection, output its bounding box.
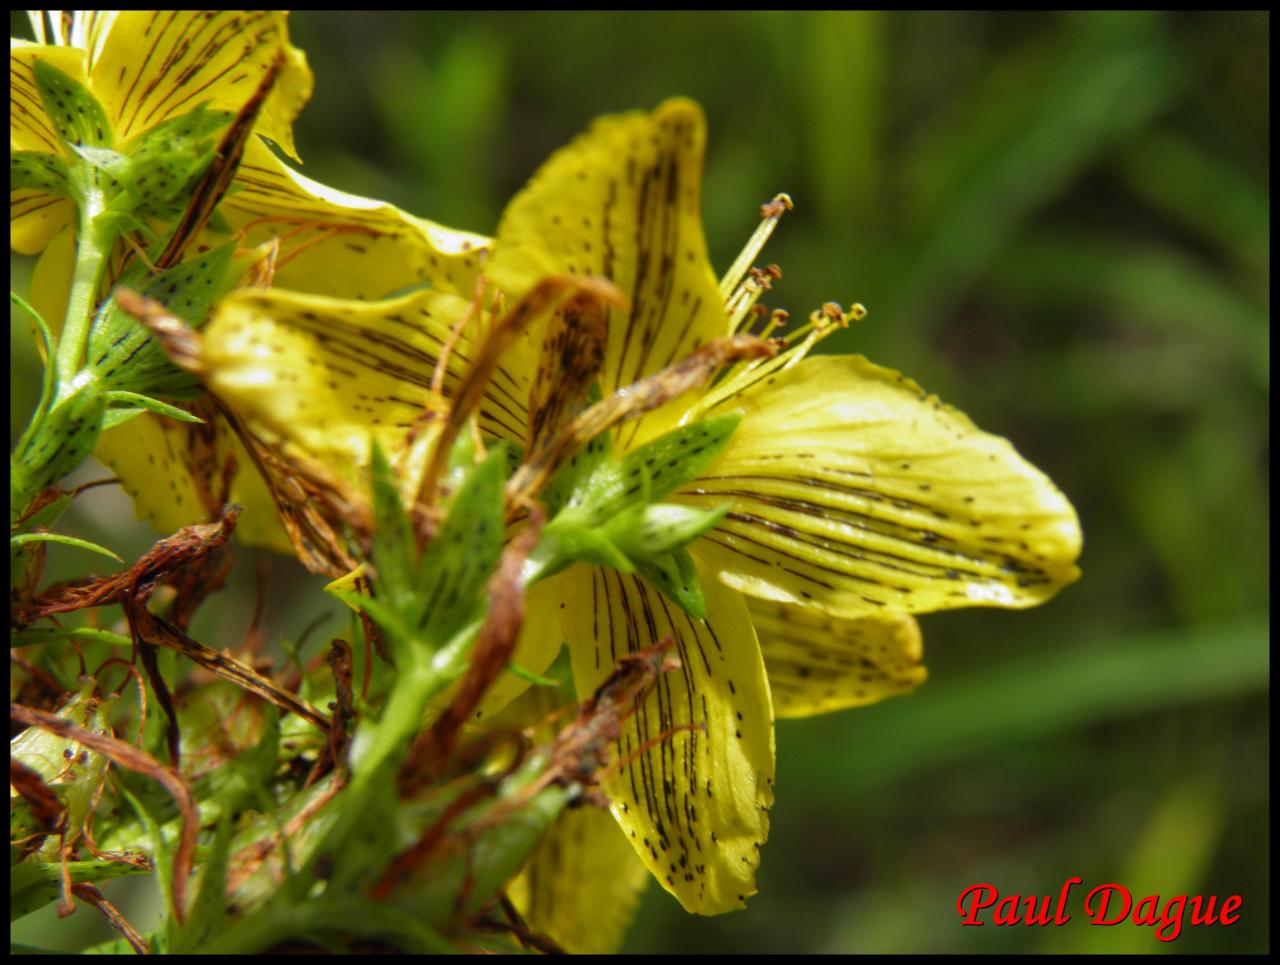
[688,194,868,421]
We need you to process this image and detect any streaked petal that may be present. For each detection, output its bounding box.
[201,287,532,481]
[510,804,649,954]
[224,138,491,300]
[745,597,926,718]
[559,561,774,914]
[490,98,730,448]
[88,11,312,159]
[683,354,1082,618]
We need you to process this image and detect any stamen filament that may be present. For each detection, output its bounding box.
[718,194,792,302]
[684,302,866,423]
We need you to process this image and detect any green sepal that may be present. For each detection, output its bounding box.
[11,383,106,512]
[368,439,417,614]
[557,412,740,527]
[122,104,231,220]
[10,152,71,196]
[117,780,178,948]
[99,407,146,431]
[32,58,112,152]
[634,546,707,619]
[415,445,508,644]
[540,386,613,515]
[102,392,203,424]
[87,241,239,397]
[605,501,730,562]
[67,144,130,197]
[611,412,741,508]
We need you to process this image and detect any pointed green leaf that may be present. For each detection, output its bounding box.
[9,292,57,431]
[368,439,416,611]
[87,242,238,397]
[607,501,731,561]
[172,818,233,952]
[32,58,112,151]
[10,531,123,563]
[102,392,202,424]
[416,446,509,642]
[10,152,70,195]
[634,546,707,619]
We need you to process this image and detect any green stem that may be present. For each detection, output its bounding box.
[54,185,109,396]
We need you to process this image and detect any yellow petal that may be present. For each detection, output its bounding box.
[559,562,774,914]
[201,286,533,485]
[224,138,491,300]
[491,98,730,448]
[10,42,85,254]
[472,569,573,721]
[93,406,291,552]
[682,354,1082,618]
[26,223,74,336]
[746,597,926,718]
[88,11,312,160]
[95,413,207,535]
[510,804,650,954]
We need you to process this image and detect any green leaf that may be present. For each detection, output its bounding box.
[368,439,416,612]
[10,531,122,563]
[606,501,730,561]
[172,818,233,953]
[9,292,58,439]
[10,626,132,650]
[102,392,203,424]
[634,546,706,619]
[122,104,232,218]
[32,58,112,151]
[118,781,178,947]
[87,242,238,397]
[414,446,509,643]
[572,413,740,525]
[10,152,70,195]
[11,385,106,525]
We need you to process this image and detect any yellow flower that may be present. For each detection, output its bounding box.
[195,99,1081,914]
[11,11,491,545]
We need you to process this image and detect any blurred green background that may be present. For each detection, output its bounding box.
[10,10,1269,954]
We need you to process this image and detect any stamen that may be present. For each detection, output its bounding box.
[719,194,792,303]
[684,300,867,422]
[726,264,785,335]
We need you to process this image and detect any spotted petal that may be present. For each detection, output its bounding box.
[558,561,774,914]
[745,597,926,718]
[490,98,730,448]
[87,11,311,160]
[682,354,1082,619]
[203,287,512,462]
[223,137,492,301]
